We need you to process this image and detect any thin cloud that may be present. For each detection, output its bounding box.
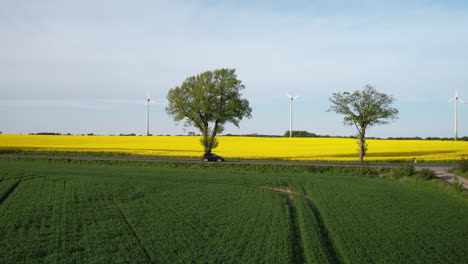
[1,99,167,109]
[96,99,166,106]
[0,99,99,109]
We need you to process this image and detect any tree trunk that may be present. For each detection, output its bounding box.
[358,131,366,163]
[202,135,210,153]
[201,125,211,154]
[209,121,219,153]
[359,141,364,163]
[201,133,218,154]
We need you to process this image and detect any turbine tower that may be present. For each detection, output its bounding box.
[146,92,151,136]
[447,89,465,141]
[287,94,299,138]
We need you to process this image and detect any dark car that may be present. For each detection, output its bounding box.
[202,153,225,162]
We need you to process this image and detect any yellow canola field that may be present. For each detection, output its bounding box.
[1,134,468,161]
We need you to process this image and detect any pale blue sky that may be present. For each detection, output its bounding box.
[1,0,468,137]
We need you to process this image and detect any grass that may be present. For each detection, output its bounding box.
[1,159,467,263]
[0,155,395,176]
[451,169,468,178]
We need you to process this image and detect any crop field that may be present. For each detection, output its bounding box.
[1,159,467,263]
[2,134,468,161]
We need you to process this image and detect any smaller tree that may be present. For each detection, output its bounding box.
[328,85,398,163]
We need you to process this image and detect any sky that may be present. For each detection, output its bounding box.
[1,0,468,137]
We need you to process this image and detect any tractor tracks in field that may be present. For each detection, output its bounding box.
[275,187,305,264]
[56,180,66,264]
[288,198,306,264]
[259,186,315,205]
[0,175,49,206]
[107,176,342,264]
[110,196,153,263]
[0,179,22,206]
[307,200,343,264]
[103,176,343,264]
[261,186,342,264]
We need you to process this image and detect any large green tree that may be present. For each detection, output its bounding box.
[328,85,399,163]
[166,68,252,153]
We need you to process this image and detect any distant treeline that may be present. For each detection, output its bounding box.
[282,130,356,138]
[279,131,468,141]
[25,131,468,141]
[30,132,94,136]
[223,133,282,138]
[30,132,68,135]
[387,136,468,141]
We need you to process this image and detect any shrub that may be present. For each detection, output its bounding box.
[418,168,436,180]
[355,166,389,177]
[314,166,389,177]
[459,156,468,173]
[390,164,415,179]
[453,175,465,192]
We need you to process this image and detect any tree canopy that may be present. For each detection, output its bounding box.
[328,85,398,162]
[166,68,252,153]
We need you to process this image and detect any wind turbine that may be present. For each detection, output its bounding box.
[287,94,299,138]
[447,89,465,141]
[146,92,151,136]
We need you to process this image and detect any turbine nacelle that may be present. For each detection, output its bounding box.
[146,92,151,104]
[447,89,465,103]
[286,93,299,101]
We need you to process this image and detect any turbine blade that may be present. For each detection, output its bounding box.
[459,98,465,103]
[447,97,456,103]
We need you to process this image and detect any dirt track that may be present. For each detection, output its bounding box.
[416,166,468,189]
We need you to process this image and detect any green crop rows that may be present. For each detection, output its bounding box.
[1,159,467,263]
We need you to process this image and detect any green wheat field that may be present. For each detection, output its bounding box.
[1,159,467,263]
